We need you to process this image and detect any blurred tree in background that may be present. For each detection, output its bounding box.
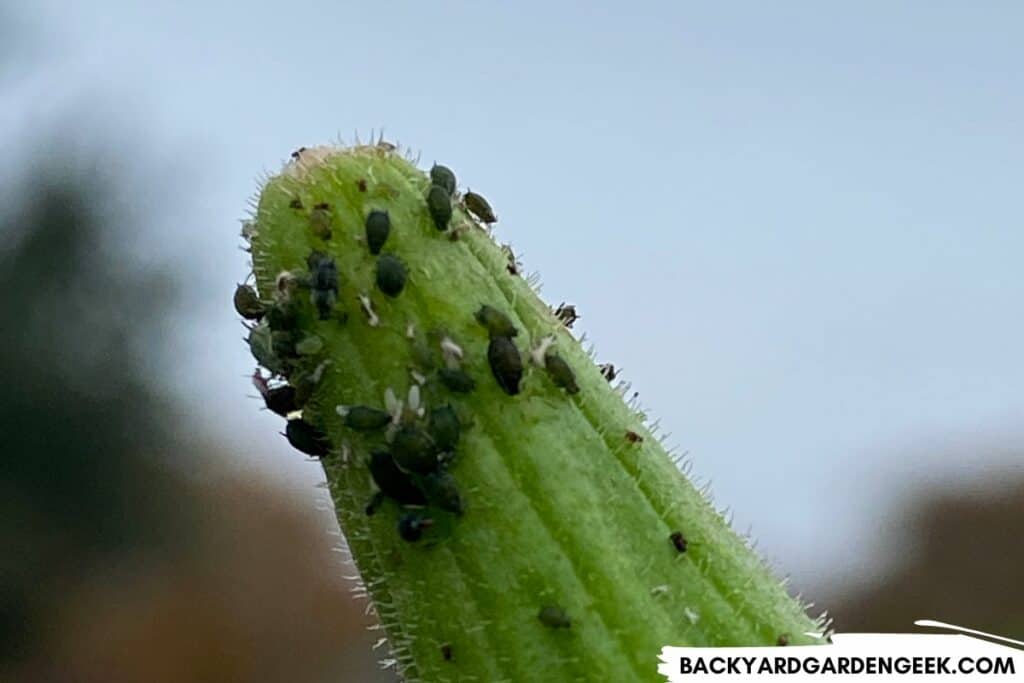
[0,154,391,682]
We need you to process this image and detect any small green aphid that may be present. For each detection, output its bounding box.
[368,450,427,505]
[233,283,264,320]
[343,406,392,432]
[310,202,332,240]
[247,322,287,376]
[488,336,523,396]
[430,164,457,196]
[285,419,329,457]
[398,511,433,543]
[427,404,461,452]
[438,368,476,393]
[392,424,438,474]
[464,190,497,224]
[544,353,579,394]
[474,304,518,339]
[376,254,407,297]
[365,209,391,255]
[537,605,571,629]
[422,471,464,516]
[426,184,452,231]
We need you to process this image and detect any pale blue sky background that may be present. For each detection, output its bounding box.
[4,2,1022,601]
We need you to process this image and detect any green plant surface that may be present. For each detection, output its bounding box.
[240,142,826,683]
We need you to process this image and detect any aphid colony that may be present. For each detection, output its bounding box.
[240,156,615,555]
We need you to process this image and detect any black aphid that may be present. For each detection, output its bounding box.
[430,164,457,196]
[426,184,452,231]
[357,178,367,192]
[777,634,790,647]
[288,198,303,210]
[307,251,339,292]
[440,643,453,661]
[398,512,433,542]
[365,209,391,255]
[310,202,332,240]
[464,190,496,224]
[554,302,579,328]
[422,471,464,516]
[307,252,339,320]
[474,304,518,339]
[343,406,392,432]
[598,363,617,382]
[625,430,643,444]
[669,531,688,554]
[285,419,329,457]
[391,425,438,474]
[427,404,461,452]
[290,146,307,160]
[487,336,522,395]
[264,385,298,416]
[233,283,264,320]
[537,605,571,629]
[544,353,579,394]
[376,254,407,298]
[368,450,427,505]
[438,368,476,393]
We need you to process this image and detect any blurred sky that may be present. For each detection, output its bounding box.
[4,1,1022,600]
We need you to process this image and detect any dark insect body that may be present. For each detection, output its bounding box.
[368,450,427,505]
[422,471,464,515]
[392,425,438,474]
[669,531,688,554]
[233,283,264,320]
[777,634,790,647]
[264,385,298,416]
[288,198,303,210]
[599,363,617,382]
[426,184,452,231]
[428,404,461,452]
[343,406,392,431]
[441,644,453,661]
[464,190,496,224]
[365,209,391,255]
[430,164,457,196]
[376,254,407,297]
[475,304,518,339]
[488,336,522,395]
[307,252,339,319]
[438,368,476,393]
[544,353,579,394]
[625,430,643,444]
[285,419,329,457]
[554,302,579,328]
[538,605,571,629]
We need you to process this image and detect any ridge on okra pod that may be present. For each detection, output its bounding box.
[236,140,829,683]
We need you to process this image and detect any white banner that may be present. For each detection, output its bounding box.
[659,621,1023,682]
